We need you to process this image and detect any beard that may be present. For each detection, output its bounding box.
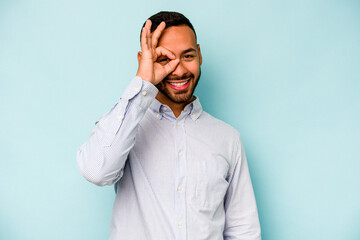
[156,70,201,104]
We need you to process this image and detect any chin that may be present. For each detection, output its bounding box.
[170,92,194,104]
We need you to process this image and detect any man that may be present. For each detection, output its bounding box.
[77,11,261,240]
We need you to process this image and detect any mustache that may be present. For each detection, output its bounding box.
[164,72,194,81]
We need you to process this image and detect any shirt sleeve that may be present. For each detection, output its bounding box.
[76,77,158,186]
[223,134,261,240]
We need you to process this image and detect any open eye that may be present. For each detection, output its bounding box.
[157,57,170,63]
[184,54,195,60]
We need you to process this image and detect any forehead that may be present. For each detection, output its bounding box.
[157,25,197,53]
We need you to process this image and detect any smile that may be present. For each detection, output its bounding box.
[169,81,188,87]
[167,79,190,91]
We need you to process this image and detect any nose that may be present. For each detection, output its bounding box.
[170,61,187,77]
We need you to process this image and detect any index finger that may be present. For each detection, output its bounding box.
[155,46,176,63]
[151,21,166,48]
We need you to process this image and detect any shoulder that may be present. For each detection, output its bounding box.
[193,111,243,151]
[199,111,241,139]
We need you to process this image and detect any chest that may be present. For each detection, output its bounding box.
[131,114,232,208]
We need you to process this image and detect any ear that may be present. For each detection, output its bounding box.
[137,51,142,64]
[197,44,202,66]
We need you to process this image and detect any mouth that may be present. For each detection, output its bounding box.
[166,78,190,91]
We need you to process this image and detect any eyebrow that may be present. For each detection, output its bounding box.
[182,48,197,54]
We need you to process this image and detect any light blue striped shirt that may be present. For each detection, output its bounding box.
[77,77,261,240]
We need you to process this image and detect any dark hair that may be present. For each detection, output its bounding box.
[140,11,196,40]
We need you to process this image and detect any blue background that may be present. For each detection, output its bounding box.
[1,0,359,239]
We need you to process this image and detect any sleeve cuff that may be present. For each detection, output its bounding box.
[121,76,158,100]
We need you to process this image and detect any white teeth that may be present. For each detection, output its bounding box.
[169,81,188,87]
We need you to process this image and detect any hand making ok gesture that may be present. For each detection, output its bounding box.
[136,20,180,85]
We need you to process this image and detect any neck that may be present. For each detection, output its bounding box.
[155,93,193,118]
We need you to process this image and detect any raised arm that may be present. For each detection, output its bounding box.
[76,20,179,186]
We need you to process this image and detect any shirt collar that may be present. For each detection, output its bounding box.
[189,97,202,120]
[149,96,203,121]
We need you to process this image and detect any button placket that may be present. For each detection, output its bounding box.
[174,118,187,239]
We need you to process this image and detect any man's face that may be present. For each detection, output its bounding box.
[155,25,202,105]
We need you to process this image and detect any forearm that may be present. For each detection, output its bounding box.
[76,77,158,186]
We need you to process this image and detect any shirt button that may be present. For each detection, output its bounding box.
[178,151,183,157]
[177,186,182,192]
[134,87,139,92]
[192,114,196,119]
[156,113,161,118]
[163,107,167,111]
[141,90,147,96]
[178,221,182,227]
[176,122,180,126]
[117,116,123,120]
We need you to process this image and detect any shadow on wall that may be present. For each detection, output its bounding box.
[0,215,20,239]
